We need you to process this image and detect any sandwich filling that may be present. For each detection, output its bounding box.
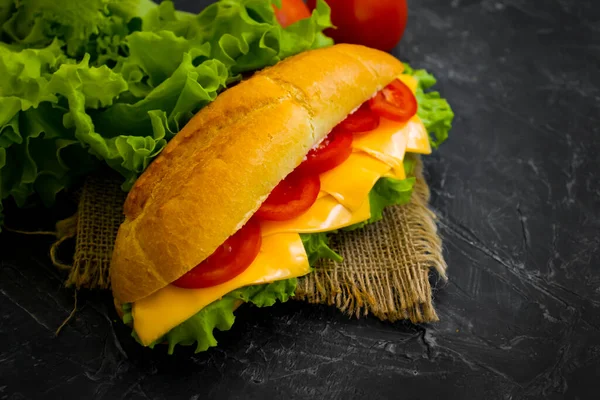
[125,67,453,352]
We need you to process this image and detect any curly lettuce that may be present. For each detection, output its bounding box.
[0,0,333,226]
[301,232,342,266]
[0,0,149,62]
[0,40,99,217]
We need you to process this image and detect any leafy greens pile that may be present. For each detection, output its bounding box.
[0,0,333,226]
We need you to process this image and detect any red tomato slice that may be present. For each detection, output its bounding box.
[273,0,311,28]
[337,103,380,133]
[172,220,262,289]
[255,171,321,221]
[296,128,353,175]
[369,79,418,122]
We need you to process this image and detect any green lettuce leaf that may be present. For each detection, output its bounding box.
[300,232,342,266]
[124,278,298,354]
[0,146,5,226]
[229,277,297,307]
[1,0,143,59]
[403,156,417,176]
[87,53,229,190]
[0,1,14,34]
[403,63,454,148]
[149,0,333,77]
[0,40,97,219]
[343,175,416,232]
[0,104,97,209]
[368,177,416,222]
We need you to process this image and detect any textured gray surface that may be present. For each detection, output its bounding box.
[1,0,599,399]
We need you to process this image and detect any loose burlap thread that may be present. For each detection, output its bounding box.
[54,155,447,324]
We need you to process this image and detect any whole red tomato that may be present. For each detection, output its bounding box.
[273,0,311,28]
[307,0,408,51]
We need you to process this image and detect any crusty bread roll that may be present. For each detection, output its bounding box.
[110,44,404,303]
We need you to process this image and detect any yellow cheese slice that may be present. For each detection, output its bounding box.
[405,116,432,155]
[351,117,430,170]
[383,160,406,180]
[352,117,409,170]
[398,74,418,93]
[132,233,310,345]
[260,194,371,237]
[319,152,391,211]
[317,152,406,206]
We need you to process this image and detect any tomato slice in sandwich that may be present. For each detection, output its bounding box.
[255,170,321,221]
[369,79,418,122]
[296,127,353,176]
[173,219,262,289]
[337,103,380,133]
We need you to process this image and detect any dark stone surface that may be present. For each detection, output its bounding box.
[1,0,599,398]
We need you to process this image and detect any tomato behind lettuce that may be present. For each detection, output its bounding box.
[307,0,408,51]
[273,0,312,28]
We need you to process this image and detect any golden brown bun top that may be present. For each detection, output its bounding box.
[110,44,404,303]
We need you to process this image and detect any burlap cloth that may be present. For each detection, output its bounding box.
[55,155,447,324]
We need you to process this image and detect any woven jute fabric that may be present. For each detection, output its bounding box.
[63,172,128,289]
[59,155,447,324]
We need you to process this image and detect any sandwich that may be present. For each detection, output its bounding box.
[111,43,442,353]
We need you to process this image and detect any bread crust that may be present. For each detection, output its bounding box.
[110,44,404,303]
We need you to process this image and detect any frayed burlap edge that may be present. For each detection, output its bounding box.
[50,172,127,291]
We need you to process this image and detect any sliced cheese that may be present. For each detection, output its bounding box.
[383,160,406,180]
[405,116,432,155]
[319,152,391,211]
[351,117,430,172]
[352,117,409,172]
[132,233,310,345]
[398,74,418,93]
[260,194,371,237]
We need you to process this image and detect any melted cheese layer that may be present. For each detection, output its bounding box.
[405,116,431,155]
[353,117,409,172]
[260,194,371,237]
[319,153,391,211]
